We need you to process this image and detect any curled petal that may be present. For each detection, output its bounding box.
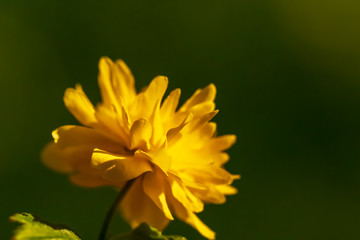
[143,169,174,220]
[52,125,121,152]
[179,83,216,114]
[135,150,172,175]
[64,84,97,127]
[91,149,152,183]
[166,113,193,144]
[187,102,215,118]
[130,118,152,151]
[94,104,130,147]
[120,176,170,230]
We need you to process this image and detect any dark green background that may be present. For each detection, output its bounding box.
[1,1,360,239]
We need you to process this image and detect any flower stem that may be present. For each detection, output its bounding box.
[98,179,135,240]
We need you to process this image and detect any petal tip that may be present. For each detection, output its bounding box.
[98,57,114,72]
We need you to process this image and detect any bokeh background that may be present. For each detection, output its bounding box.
[1,1,360,239]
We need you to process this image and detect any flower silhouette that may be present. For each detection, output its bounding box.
[42,57,239,239]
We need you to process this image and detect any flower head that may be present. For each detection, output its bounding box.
[42,57,239,239]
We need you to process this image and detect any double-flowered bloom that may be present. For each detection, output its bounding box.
[42,57,239,239]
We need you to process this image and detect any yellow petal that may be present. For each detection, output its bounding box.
[42,143,111,188]
[160,88,181,120]
[169,174,204,213]
[212,153,230,165]
[196,122,217,140]
[169,194,215,239]
[98,58,131,128]
[135,149,172,175]
[112,59,137,106]
[187,101,215,117]
[166,113,193,144]
[94,104,130,147]
[41,143,73,173]
[91,148,152,183]
[185,110,218,133]
[172,173,207,190]
[179,83,216,114]
[120,176,170,230]
[143,76,168,107]
[143,169,174,220]
[119,97,132,129]
[64,84,97,126]
[130,118,152,151]
[70,172,110,188]
[170,121,216,151]
[115,60,135,88]
[129,76,168,120]
[52,125,121,152]
[150,101,166,148]
[209,135,237,151]
[98,57,118,107]
[216,184,238,195]
[191,185,226,204]
[133,149,152,161]
[192,166,235,185]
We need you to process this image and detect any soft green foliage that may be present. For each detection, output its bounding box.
[131,223,186,240]
[10,213,186,240]
[10,213,80,240]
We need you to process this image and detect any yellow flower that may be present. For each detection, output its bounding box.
[42,57,239,239]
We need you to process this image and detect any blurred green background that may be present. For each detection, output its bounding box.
[1,1,360,239]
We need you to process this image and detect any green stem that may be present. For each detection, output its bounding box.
[98,179,135,240]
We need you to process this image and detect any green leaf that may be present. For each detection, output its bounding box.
[130,223,186,240]
[10,213,81,240]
